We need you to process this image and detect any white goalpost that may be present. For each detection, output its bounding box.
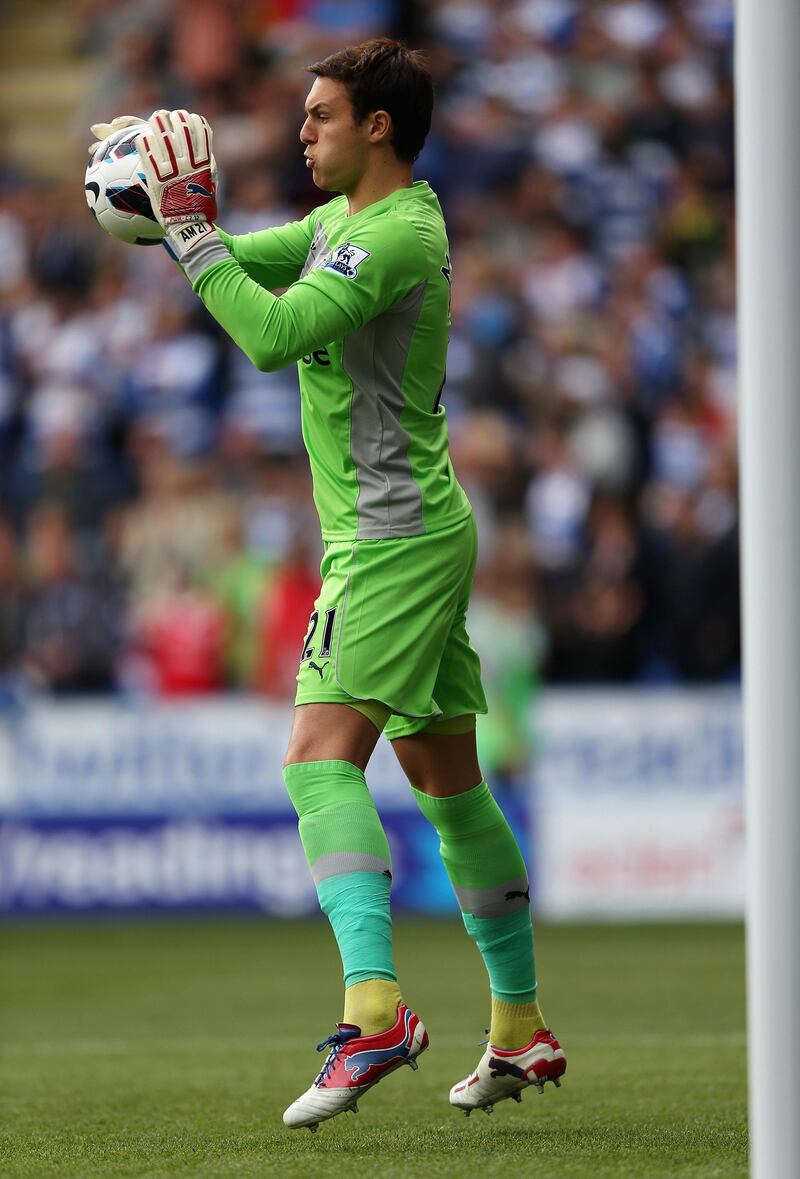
[736,1,800,1175]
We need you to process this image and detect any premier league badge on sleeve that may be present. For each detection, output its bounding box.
[323,242,371,279]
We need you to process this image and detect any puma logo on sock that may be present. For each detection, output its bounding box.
[505,887,531,903]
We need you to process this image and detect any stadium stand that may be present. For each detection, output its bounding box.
[0,0,738,697]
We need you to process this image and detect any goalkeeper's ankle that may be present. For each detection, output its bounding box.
[489,997,546,1050]
[343,979,402,1036]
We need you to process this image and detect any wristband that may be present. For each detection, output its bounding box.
[164,222,232,282]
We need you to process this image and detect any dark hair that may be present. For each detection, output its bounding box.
[307,38,433,164]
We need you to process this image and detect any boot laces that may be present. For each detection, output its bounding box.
[314,1032,346,1084]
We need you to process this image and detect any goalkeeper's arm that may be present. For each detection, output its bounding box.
[181,213,426,371]
[132,108,423,369]
[216,217,316,292]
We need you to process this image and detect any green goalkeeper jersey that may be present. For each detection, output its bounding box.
[185,181,471,542]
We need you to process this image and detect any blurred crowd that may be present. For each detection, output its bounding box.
[0,1,738,738]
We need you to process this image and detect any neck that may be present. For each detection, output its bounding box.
[345,157,414,215]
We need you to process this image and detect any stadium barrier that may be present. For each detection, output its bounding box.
[535,689,743,918]
[0,691,742,917]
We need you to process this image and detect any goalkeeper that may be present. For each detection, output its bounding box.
[96,37,566,1129]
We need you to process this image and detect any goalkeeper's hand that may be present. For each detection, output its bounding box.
[134,109,218,260]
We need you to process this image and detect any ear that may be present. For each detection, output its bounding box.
[367,109,392,146]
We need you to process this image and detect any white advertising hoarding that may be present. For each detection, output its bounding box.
[534,690,744,918]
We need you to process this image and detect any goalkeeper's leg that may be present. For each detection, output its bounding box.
[392,722,565,1112]
[281,702,427,1130]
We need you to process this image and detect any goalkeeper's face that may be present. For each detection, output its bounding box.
[300,77,374,194]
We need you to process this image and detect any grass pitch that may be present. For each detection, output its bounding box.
[1,918,746,1178]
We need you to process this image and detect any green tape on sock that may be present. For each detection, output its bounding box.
[318,872,396,988]
[414,781,537,1006]
[463,909,537,1004]
[283,759,397,990]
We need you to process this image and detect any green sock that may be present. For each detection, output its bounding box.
[284,760,398,996]
[413,781,539,1035]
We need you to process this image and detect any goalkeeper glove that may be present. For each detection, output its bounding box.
[88,114,143,155]
[134,109,218,260]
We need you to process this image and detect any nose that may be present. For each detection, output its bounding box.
[300,117,315,145]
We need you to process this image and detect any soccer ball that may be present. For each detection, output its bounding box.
[84,124,164,246]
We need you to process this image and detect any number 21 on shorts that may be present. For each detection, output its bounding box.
[301,606,337,662]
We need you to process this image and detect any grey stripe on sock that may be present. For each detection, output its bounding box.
[311,851,392,885]
[453,876,531,918]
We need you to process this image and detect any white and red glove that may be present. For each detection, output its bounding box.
[134,109,218,261]
[88,114,143,155]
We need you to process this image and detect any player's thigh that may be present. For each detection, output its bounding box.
[391,725,483,797]
[284,701,383,770]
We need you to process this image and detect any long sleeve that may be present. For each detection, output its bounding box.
[184,216,429,371]
[216,212,316,290]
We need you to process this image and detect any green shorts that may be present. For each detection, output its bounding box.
[295,514,488,739]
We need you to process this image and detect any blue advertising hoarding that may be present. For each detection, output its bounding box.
[0,700,528,915]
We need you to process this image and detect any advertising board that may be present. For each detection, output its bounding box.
[0,691,742,917]
[534,690,744,917]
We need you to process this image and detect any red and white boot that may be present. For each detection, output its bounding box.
[449,1027,566,1115]
[283,1004,428,1131]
